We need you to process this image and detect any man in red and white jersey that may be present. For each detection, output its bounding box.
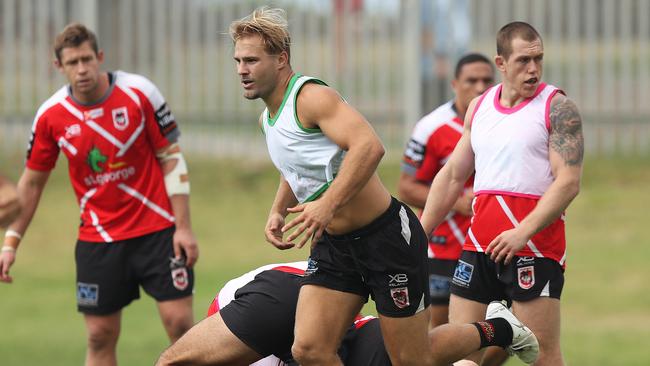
[0,23,198,365]
[421,22,583,366]
[399,53,494,329]
[157,261,392,366]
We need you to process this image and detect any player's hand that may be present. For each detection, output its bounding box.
[486,228,528,265]
[0,249,16,284]
[265,212,294,250]
[282,199,335,249]
[173,227,199,267]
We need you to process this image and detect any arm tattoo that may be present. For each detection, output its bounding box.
[549,96,584,166]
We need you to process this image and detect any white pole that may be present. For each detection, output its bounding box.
[402,0,422,143]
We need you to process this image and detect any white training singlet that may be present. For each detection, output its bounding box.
[262,74,346,203]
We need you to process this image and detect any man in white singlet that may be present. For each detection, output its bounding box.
[228,7,540,366]
[420,22,584,366]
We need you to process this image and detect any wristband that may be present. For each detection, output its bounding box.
[1,246,16,253]
[5,230,22,240]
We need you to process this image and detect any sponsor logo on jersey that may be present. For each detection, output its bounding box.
[77,282,99,306]
[108,161,127,169]
[84,107,104,120]
[155,103,176,129]
[112,107,129,130]
[83,166,136,186]
[390,287,410,309]
[403,138,425,167]
[452,260,474,288]
[87,146,107,173]
[65,123,82,139]
[518,266,535,289]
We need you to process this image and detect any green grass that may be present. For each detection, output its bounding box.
[0,155,648,365]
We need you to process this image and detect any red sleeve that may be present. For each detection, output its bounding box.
[25,114,59,171]
[140,95,174,151]
[414,132,442,182]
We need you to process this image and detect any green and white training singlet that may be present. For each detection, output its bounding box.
[262,74,346,203]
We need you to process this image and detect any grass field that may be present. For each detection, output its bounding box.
[0,154,649,365]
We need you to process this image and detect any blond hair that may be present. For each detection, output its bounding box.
[230,7,291,60]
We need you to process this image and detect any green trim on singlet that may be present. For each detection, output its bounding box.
[267,73,301,127]
[304,181,331,202]
[293,78,328,134]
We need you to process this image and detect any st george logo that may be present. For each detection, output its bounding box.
[87,147,107,173]
[390,287,410,309]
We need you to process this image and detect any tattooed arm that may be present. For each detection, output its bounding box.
[487,93,583,264]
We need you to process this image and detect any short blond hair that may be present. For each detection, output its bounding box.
[230,7,291,60]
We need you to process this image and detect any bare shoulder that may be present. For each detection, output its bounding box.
[549,93,584,166]
[295,82,344,128]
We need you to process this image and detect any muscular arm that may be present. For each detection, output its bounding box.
[0,168,50,283]
[282,83,385,247]
[419,98,477,237]
[487,94,583,263]
[516,95,583,236]
[305,85,385,211]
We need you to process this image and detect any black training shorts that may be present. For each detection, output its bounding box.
[219,270,302,361]
[303,197,430,317]
[75,226,193,315]
[450,251,565,304]
[427,258,458,305]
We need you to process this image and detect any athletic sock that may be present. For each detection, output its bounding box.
[472,318,513,349]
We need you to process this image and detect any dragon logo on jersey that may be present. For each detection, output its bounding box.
[87,147,107,173]
[112,107,129,131]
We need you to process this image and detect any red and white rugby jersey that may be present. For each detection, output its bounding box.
[26,71,180,242]
[402,100,474,260]
[468,83,567,265]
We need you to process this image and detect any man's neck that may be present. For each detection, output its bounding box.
[73,72,110,105]
[499,83,526,108]
[265,70,294,118]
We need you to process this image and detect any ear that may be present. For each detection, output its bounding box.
[53,58,63,73]
[97,49,105,64]
[277,50,289,69]
[450,78,459,93]
[494,55,506,72]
